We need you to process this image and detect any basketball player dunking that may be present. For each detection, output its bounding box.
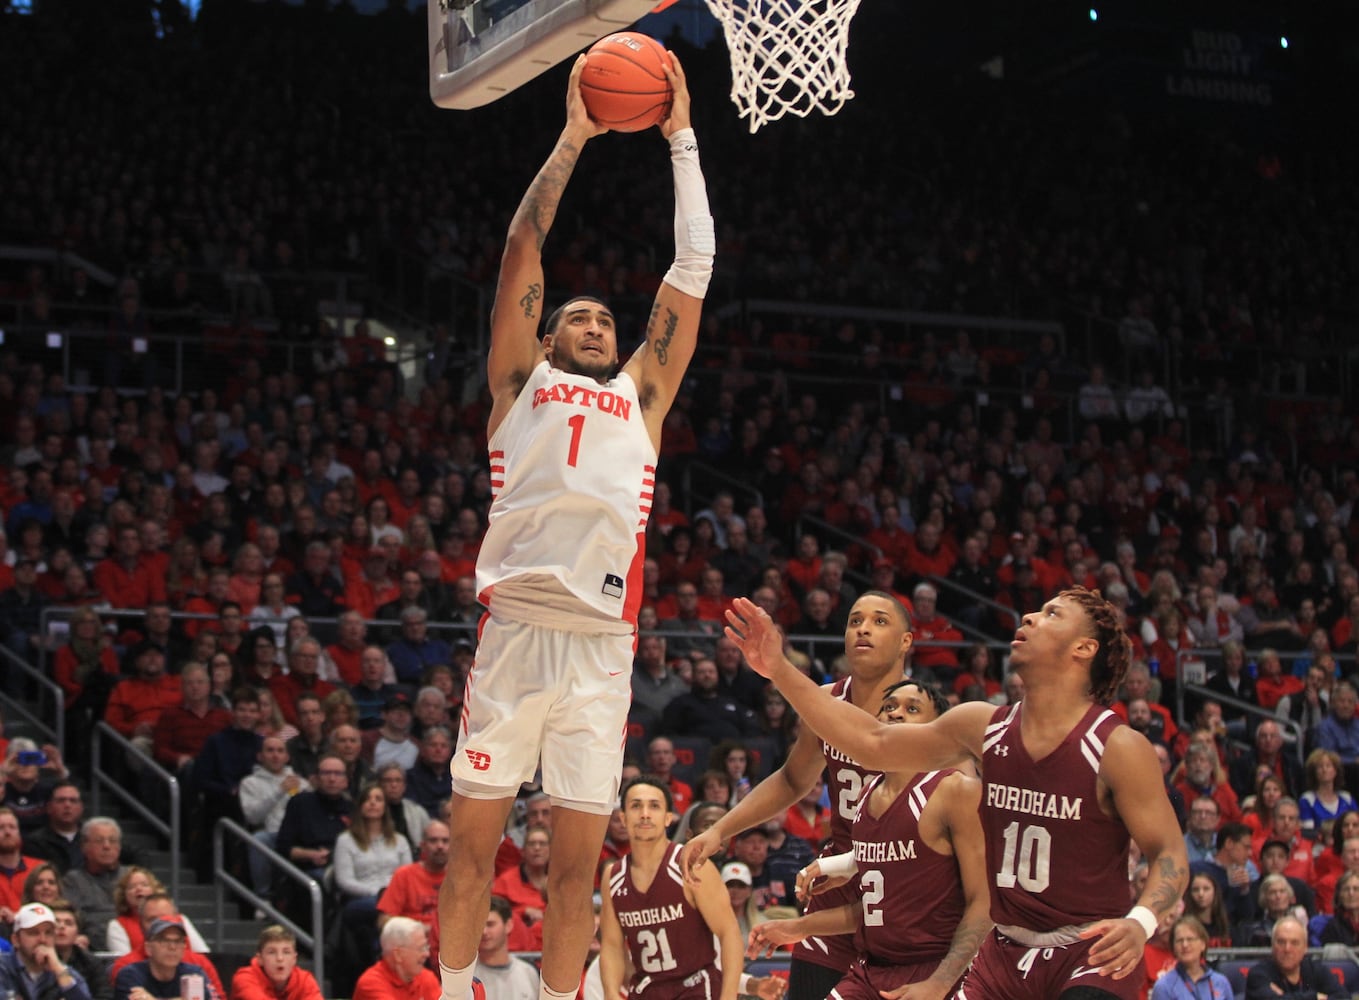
[600,777,784,1000]
[681,592,913,1000]
[748,679,992,1000]
[725,587,1188,1000]
[437,53,714,1000]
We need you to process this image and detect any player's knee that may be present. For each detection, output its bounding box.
[1059,986,1124,1000]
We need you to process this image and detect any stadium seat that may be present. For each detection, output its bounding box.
[669,736,712,786]
[1328,958,1359,989]
[1219,962,1249,1000]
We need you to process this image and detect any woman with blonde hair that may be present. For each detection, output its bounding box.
[104,868,209,954]
[1300,747,1355,836]
[1150,914,1232,1000]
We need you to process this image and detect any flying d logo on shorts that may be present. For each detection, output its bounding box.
[464,749,492,771]
[601,573,624,599]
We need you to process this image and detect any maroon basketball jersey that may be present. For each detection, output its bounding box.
[980,702,1131,931]
[851,770,965,964]
[794,677,882,971]
[609,843,719,996]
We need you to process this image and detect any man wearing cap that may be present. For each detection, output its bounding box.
[386,608,453,687]
[103,646,181,757]
[107,894,223,999]
[0,902,92,1000]
[374,696,419,772]
[113,916,220,1000]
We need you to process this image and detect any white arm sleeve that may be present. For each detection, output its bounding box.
[663,128,715,299]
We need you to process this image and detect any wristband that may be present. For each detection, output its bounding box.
[738,974,754,994]
[1126,905,1158,938]
[815,851,857,880]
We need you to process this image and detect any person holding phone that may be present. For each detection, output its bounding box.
[0,738,69,834]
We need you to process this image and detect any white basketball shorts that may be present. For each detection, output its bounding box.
[451,614,634,815]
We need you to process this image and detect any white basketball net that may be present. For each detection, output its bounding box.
[703,0,863,133]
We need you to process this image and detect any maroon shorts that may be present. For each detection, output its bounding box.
[956,928,1140,1000]
[829,957,954,1000]
[632,964,721,1000]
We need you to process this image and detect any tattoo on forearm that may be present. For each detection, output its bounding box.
[653,307,679,365]
[517,139,581,251]
[935,916,990,985]
[519,283,542,320]
[1147,856,1187,915]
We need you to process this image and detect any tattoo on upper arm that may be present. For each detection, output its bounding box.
[653,307,679,365]
[519,283,542,320]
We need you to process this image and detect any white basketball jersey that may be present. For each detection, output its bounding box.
[477,360,656,627]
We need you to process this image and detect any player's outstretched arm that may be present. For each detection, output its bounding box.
[1079,728,1190,980]
[887,774,992,1000]
[624,51,713,442]
[486,56,607,435]
[746,904,858,959]
[725,599,988,772]
[597,861,629,1000]
[687,859,747,1000]
[679,720,825,884]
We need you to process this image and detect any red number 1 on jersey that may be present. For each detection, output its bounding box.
[566,414,585,467]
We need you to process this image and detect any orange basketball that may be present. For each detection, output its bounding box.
[580,33,673,132]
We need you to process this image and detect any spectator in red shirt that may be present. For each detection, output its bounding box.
[268,637,335,726]
[345,550,400,622]
[781,776,829,845]
[104,644,181,758]
[353,917,441,1000]
[1255,649,1304,712]
[783,533,822,598]
[151,662,230,781]
[904,520,955,583]
[230,925,324,1000]
[52,606,119,722]
[377,821,449,963]
[490,825,548,953]
[908,582,963,672]
[92,525,167,609]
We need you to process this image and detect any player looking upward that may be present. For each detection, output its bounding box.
[438,51,714,1000]
[680,592,912,1000]
[600,777,784,1000]
[725,587,1188,1000]
[749,679,991,1000]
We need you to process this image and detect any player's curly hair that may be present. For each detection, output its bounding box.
[1060,586,1132,706]
[882,678,949,718]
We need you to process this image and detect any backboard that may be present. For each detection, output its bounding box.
[429,0,664,110]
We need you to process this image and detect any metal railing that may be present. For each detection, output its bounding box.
[90,722,181,900]
[0,645,65,756]
[213,818,325,987]
[680,461,765,522]
[927,575,1022,636]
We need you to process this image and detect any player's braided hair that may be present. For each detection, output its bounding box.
[1060,586,1132,706]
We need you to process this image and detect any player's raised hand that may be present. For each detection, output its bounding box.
[794,859,850,903]
[658,50,691,138]
[725,599,785,679]
[1078,916,1148,980]
[566,55,608,139]
[746,920,803,958]
[679,828,722,885]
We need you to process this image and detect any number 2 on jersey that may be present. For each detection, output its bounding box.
[836,768,863,820]
[860,870,885,926]
[566,413,585,467]
[636,928,678,973]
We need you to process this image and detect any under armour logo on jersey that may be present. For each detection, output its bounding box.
[992,744,1009,756]
[464,749,492,771]
[601,573,624,599]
